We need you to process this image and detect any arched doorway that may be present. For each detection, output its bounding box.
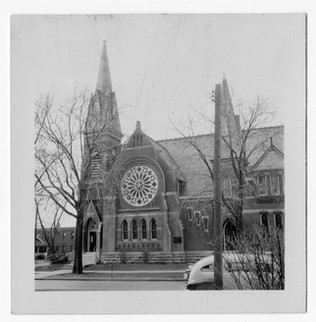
[223,220,237,250]
[87,218,98,252]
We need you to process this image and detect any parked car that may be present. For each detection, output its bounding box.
[184,256,215,290]
[184,252,272,290]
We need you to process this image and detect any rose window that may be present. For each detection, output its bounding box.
[121,166,158,206]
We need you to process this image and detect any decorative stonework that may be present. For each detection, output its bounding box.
[117,242,161,250]
[121,165,158,206]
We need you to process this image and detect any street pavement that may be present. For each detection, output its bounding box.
[34,264,187,290]
[35,266,186,281]
[35,279,186,291]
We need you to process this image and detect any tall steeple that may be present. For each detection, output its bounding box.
[221,75,240,138]
[86,41,123,140]
[96,41,113,95]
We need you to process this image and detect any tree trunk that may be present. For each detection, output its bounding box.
[235,179,244,235]
[236,204,243,235]
[72,211,84,274]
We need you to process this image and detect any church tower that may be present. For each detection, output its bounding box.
[83,41,123,255]
[84,41,123,183]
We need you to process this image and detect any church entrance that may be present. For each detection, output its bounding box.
[223,220,237,250]
[89,231,97,252]
[85,218,99,253]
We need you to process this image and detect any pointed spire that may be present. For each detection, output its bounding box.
[221,74,231,103]
[221,75,240,137]
[96,41,113,95]
[89,41,123,139]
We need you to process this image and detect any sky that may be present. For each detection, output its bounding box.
[11,14,305,227]
[12,14,305,141]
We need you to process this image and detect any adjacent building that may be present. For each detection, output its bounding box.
[35,227,76,256]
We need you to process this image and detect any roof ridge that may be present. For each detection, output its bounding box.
[157,125,284,143]
[158,132,215,143]
[250,124,284,131]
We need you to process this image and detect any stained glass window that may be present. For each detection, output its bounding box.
[121,166,158,206]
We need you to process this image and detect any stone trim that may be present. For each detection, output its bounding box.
[242,208,284,214]
[101,250,212,264]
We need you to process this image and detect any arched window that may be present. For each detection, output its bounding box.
[132,134,143,147]
[150,219,157,240]
[203,217,209,231]
[274,212,283,230]
[131,219,138,240]
[141,219,147,240]
[194,211,201,226]
[188,208,193,221]
[223,177,233,198]
[178,180,186,196]
[260,212,269,232]
[122,220,128,240]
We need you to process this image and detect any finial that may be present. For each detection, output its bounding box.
[270,137,273,146]
[223,72,226,80]
[136,121,141,130]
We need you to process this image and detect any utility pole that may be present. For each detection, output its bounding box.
[213,83,223,290]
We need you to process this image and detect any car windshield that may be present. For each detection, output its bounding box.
[200,264,212,272]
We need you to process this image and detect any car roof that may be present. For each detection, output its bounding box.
[194,255,214,267]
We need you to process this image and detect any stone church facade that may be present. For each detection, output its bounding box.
[81,42,284,264]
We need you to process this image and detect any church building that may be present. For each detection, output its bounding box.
[81,42,284,264]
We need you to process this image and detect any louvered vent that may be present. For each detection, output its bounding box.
[132,134,143,147]
[91,153,101,178]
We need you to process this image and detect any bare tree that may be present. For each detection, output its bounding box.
[34,89,122,274]
[174,95,280,234]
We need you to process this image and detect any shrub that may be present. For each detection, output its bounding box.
[223,227,284,290]
[143,250,149,264]
[120,251,127,264]
[47,253,69,264]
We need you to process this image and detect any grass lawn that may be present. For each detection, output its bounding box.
[35,263,66,272]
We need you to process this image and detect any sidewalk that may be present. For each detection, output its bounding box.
[35,269,72,279]
[35,265,186,281]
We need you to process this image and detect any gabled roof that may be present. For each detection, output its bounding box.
[84,201,101,225]
[158,125,284,197]
[252,139,284,170]
[123,121,186,181]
